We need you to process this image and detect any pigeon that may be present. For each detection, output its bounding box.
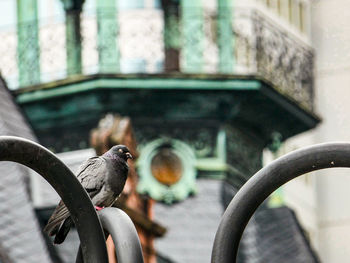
[44,145,133,244]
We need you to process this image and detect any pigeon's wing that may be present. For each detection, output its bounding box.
[76,156,107,198]
[44,200,70,236]
[44,157,107,236]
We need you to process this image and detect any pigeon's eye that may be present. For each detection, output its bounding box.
[118,149,123,153]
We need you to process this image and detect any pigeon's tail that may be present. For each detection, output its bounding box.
[44,200,71,243]
[54,217,73,244]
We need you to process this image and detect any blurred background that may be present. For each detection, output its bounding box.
[0,0,348,262]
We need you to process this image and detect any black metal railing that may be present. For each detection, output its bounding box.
[76,208,144,263]
[0,136,108,263]
[0,136,145,263]
[1,136,349,262]
[211,142,350,262]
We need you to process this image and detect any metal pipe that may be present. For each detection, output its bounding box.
[211,142,350,263]
[99,208,144,263]
[76,208,144,263]
[0,136,108,263]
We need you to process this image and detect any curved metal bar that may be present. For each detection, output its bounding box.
[99,208,144,263]
[0,136,108,263]
[75,208,144,263]
[211,142,350,263]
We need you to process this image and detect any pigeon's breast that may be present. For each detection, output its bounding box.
[91,186,118,207]
[106,158,128,194]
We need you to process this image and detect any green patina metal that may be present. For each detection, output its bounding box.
[162,0,181,71]
[60,0,85,76]
[65,10,82,75]
[195,129,227,177]
[194,128,228,172]
[164,11,181,50]
[15,74,320,156]
[137,130,230,203]
[218,0,234,73]
[97,0,119,73]
[180,0,204,73]
[217,128,227,162]
[14,74,320,196]
[268,131,283,153]
[16,0,40,86]
[137,138,197,203]
[11,0,321,206]
[16,75,261,103]
[60,0,84,10]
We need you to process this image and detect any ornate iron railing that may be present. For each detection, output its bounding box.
[234,8,314,110]
[253,12,314,110]
[0,8,314,109]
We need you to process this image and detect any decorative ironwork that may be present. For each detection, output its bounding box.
[16,0,41,87]
[252,11,314,110]
[217,0,234,73]
[233,8,314,110]
[0,29,18,88]
[133,123,218,159]
[137,138,197,204]
[203,6,219,73]
[119,9,164,73]
[180,1,204,73]
[233,8,257,75]
[17,22,41,86]
[40,21,67,82]
[81,14,99,74]
[96,7,119,73]
[0,7,314,110]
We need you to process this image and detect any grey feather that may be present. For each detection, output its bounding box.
[44,145,132,244]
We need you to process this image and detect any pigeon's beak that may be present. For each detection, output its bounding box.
[126,152,133,160]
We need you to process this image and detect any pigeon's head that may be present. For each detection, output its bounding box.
[108,145,133,161]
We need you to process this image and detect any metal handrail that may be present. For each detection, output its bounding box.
[76,208,144,263]
[211,142,350,263]
[100,208,144,263]
[5,136,346,262]
[0,136,108,263]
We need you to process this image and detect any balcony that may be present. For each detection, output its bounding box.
[1,4,314,111]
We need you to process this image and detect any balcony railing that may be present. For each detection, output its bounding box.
[0,7,314,110]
